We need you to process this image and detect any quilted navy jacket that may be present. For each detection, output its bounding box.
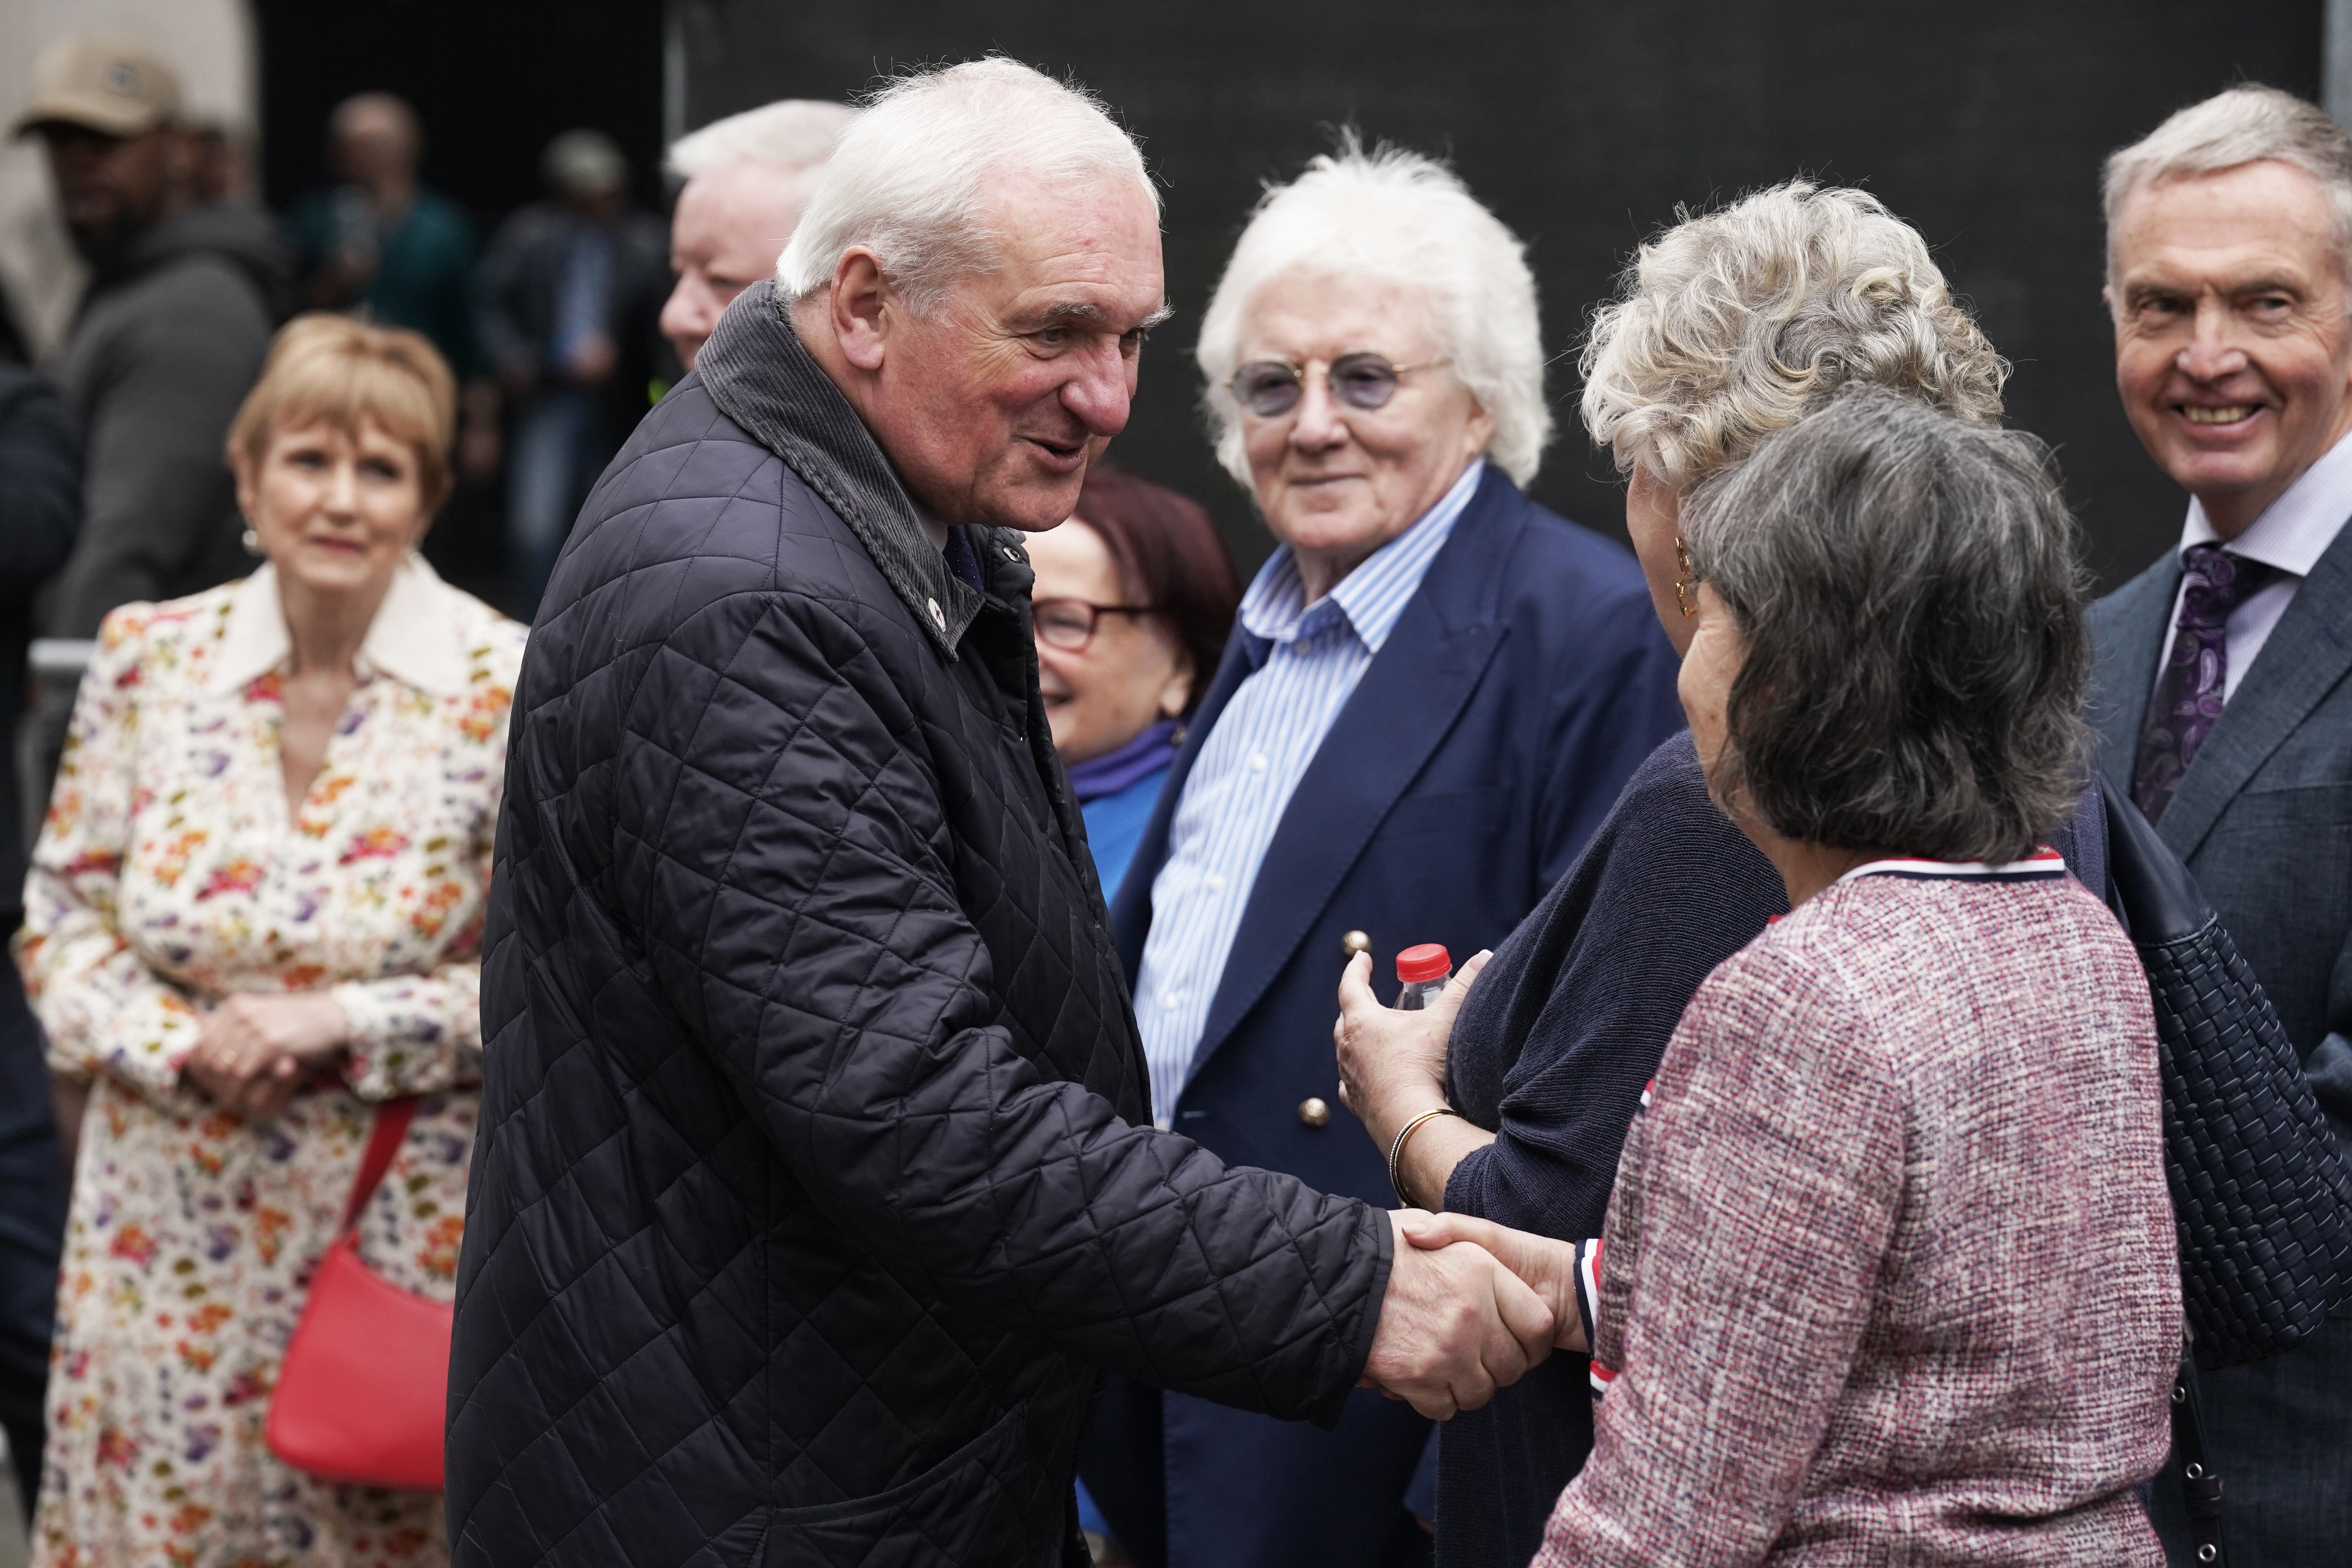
[447,285,1392,1567]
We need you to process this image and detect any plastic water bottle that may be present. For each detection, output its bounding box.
[1396,944,1452,1010]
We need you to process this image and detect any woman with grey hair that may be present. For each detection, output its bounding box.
[1082,140,1684,1568]
[1464,389,2177,1563]
[1331,181,2116,1566]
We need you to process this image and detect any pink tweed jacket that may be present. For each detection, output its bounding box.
[1538,862,2179,1566]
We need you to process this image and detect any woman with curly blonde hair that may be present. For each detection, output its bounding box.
[20,314,524,1566]
[1331,183,2110,1567]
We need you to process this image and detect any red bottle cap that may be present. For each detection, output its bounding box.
[1396,944,1451,984]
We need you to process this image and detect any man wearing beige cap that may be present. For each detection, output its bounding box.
[15,31,287,644]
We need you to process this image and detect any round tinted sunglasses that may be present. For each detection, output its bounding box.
[1225,354,1450,419]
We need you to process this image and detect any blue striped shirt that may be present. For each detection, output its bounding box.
[1133,461,1484,1125]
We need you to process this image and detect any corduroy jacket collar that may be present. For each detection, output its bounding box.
[695,279,984,659]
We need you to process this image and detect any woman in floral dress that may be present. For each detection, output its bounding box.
[18,315,526,1567]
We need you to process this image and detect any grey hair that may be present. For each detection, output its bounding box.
[666,99,855,182]
[2103,85,2352,278]
[775,58,1156,316]
[1580,182,2006,492]
[1195,136,1551,487]
[542,129,628,199]
[1681,385,2090,864]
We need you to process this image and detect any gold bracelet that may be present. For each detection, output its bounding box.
[1388,1106,1460,1208]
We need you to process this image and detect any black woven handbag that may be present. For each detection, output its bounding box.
[2102,776,2352,1370]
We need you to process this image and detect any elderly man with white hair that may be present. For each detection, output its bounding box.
[1081,143,1681,1568]
[2088,84,2352,1566]
[447,62,1567,1568]
[660,98,855,368]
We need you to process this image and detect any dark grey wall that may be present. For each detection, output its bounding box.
[675,0,2322,588]
[260,0,668,231]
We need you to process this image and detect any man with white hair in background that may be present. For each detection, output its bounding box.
[1083,142,1680,1568]
[448,60,1562,1568]
[2089,84,2352,1564]
[660,98,855,369]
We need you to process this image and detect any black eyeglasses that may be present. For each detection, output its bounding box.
[1225,353,1450,419]
[1032,597,1158,652]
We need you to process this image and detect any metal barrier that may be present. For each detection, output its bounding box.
[27,641,94,681]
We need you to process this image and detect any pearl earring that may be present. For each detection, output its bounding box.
[241,527,262,556]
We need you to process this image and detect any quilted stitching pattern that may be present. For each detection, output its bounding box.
[448,372,1389,1568]
[2146,917,2352,1366]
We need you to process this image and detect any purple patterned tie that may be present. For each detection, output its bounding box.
[2132,544,2281,821]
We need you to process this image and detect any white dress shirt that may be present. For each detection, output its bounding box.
[2160,426,2352,702]
[1132,461,1483,1126]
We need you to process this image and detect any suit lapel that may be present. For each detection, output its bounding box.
[2158,517,2352,858]
[2088,552,2180,788]
[1183,478,1521,1085]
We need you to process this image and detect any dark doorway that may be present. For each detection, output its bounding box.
[675,0,2321,588]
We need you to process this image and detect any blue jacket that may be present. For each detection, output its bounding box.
[1080,466,1684,1568]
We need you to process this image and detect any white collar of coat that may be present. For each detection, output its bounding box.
[208,554,470,699]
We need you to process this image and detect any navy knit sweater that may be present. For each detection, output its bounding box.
[1430,731,2104,1566]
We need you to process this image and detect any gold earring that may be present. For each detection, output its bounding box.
[241,527,262,557]
[1673,537,1698,617]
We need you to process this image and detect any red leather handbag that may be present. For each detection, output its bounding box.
[267,1098,451,1491]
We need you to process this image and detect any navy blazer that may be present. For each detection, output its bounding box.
[1080,465,1683,1568]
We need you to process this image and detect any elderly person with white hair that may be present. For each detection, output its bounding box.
[448,63,1572,1568]
[1081,142,1682,1568]
[2089,85,2352,1564]
[659,98,856,369]
[1328,181,2129,1567]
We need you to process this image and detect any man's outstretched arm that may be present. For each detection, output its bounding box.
[623,588,1551,1423]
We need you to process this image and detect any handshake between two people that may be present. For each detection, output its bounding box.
[1336,945,1591,1420]
[1359,1209,1591,1420]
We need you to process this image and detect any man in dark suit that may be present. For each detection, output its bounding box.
[2088,85,2352,1566]
[1080,145,1683,1568]
[477,129,669,617]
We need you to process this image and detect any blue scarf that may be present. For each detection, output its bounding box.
[1065,718,1180,804]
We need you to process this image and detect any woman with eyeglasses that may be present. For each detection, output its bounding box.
[1029,465,1240,898]
[1076,138,1683,1568]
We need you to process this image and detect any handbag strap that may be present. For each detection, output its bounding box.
[2172,1339,2227,1565]
[339,1098,420,1236]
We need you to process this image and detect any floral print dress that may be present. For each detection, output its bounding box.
[17,560,525,1568]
